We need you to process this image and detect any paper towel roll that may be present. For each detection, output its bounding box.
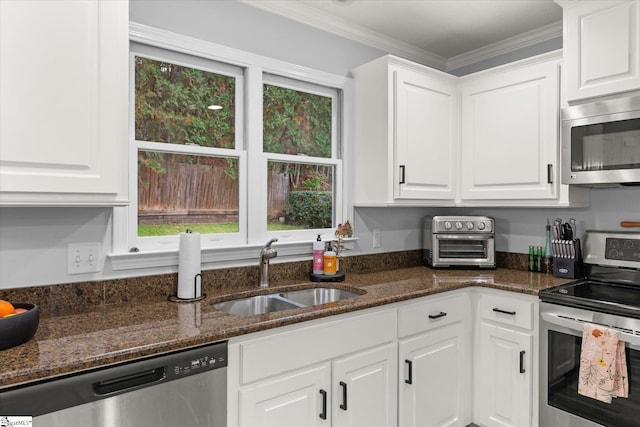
[178,231,202,299]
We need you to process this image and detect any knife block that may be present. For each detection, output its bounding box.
[553,238,584,279]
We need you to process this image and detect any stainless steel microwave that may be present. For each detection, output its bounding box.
[561,95,640,186]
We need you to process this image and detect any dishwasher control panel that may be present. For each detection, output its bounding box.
[167,342,228,380]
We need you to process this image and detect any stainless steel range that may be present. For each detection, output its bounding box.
[539,230,640,427]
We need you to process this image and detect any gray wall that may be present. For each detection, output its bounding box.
[1,1,638,289]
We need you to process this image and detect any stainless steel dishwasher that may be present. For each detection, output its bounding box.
[0,341,227,427]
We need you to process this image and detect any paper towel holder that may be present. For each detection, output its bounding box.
[169,273,206,303]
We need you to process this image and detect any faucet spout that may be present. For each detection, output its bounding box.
[259,238,278,288]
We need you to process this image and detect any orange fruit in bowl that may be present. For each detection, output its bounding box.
[0,299,16,317]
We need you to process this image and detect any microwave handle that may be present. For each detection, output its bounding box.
[541,312,640,346]
[547,164,553,184]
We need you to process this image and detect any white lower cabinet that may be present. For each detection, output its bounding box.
[229,288,537,427]
[239,363,331,427]
[398,293,472,427]
[477,323,533,427]
[228,308,397,427]
[332,343,397,427]
[474,290,538,427]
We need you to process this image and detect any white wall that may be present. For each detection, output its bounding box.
[0,1,638,289]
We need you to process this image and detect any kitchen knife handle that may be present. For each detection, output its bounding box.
[405,359,413,384]
[621,221,640,227]
[319,389,327,420]
[339,381,348,411]
[493,308,516,316]
[547,164,553,184]
[399,165,406,184]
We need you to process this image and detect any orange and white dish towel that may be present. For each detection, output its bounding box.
[578,323,629,403]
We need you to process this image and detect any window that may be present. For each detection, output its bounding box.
[124,37,347,256]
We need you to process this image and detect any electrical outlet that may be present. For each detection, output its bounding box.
[372,229,381,248]
[67,243,101,275]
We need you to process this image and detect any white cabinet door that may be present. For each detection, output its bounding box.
[460,57,560,201]
[394,67,458,200]
[563,0,640,102]
[239,363,331,427]
[0,0,128,206]
[399,322,469,427]
[332,343,397,427]
[477,322,533,427]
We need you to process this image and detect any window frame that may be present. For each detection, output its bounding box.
[111,24,352,270]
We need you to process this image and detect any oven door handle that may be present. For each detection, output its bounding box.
[541,312,640,346]
[435,234,493,240]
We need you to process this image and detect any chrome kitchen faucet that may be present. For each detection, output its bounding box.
[259,238,278,288]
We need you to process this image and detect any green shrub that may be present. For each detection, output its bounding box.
[285,191,332,228]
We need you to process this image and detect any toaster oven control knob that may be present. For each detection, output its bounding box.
[444,221,452,230]
[455,221,463,230]
[477,222,486,230]
[466,221,474,230]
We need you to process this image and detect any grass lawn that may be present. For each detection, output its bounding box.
[138,222,304,236]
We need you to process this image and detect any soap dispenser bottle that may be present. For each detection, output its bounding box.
[313,235,324,274]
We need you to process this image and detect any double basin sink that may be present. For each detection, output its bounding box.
[213,286,363,316]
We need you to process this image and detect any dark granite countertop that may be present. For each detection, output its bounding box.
[0,266,569,390]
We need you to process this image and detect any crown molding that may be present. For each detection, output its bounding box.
[237,0,448,70]
[239,0,562,73]
[445,20,563,72]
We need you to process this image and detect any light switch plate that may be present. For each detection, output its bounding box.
[67,242,101,275]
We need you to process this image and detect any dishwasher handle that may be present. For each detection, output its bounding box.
[93,367,166,396]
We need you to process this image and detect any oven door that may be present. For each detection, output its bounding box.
[432,234,494,267]
[540,303,640,427]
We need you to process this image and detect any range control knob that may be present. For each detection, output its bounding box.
[477,222,486,230]
[455,221,463,230]
[444,221,452,230]
[466,221,474,230]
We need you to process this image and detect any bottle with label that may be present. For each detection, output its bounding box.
[528,246,535,271]
[323,248,337,275]
[313,235,324,275]
[543,223,553,274]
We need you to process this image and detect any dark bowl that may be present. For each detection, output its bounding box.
[0,302,40,350]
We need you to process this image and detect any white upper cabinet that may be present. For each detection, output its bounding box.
[559,0,640,103]
[351,52,589,207]
[351,55,458,205]
[459,54,561,202]
[0,0,129,206]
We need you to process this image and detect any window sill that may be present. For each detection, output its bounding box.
[108,238,357,271]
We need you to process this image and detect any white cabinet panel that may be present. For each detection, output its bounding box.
[563,0,640,102]
[399,323,469,427]
[477,323,533,427]
[460,58,560,201]
[0,0,128,206]
[395,67,457,200]
[332,343,397,427]
[239,364,331,427]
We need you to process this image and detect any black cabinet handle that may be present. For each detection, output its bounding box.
[428,311,447,319]
[319,389,327,420]
[547,163,553,184]
[405,359,413,384]
[399,165,406,184]
[492,308,516,316]
[519,350,526,374]
[339,381,348,410]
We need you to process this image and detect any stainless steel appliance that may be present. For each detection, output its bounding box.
[422,215,495,268]
[561,95,640,187]
[0,341,227,427]
[539,231,640,427]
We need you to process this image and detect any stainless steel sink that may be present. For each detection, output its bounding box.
[213,286,363,316]
[278,287,361,306]
[213,294,303,316]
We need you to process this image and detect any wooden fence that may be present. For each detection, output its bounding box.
[138,162,289,224]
